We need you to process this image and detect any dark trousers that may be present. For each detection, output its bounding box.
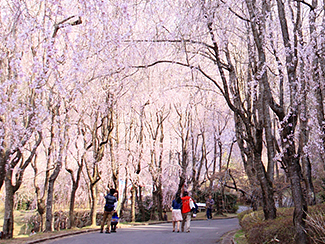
[111,222,117,232]
[206,208,212,219]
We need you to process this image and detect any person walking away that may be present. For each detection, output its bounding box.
[206,195,214,219]
[100,189,118,234]
[171,193,183,232]
[181,191,194,233]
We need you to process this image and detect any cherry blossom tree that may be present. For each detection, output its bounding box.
[5,1,325,242]
[123,0,323,242]
[146,107,169,220]
[0,0,48,238]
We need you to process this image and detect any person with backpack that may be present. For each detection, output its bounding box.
[171,193,183,232]
[100,189,118,234]
[181,191,194,233]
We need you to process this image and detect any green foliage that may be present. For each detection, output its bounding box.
[234,229,248,244]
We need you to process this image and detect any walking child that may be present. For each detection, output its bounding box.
[111,212,119,232]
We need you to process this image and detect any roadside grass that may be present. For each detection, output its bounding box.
[0,206,38,237]
[234,229,247,244]
[0,203,97,243]
[237,203,325,244]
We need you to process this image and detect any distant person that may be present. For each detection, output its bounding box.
[163,210,168,221]
[206,195,215,219]
[181,191,194,233]
[30,229,36,236]
[171,193,183,232]
[100,189,118,234]
[110,212,119,232]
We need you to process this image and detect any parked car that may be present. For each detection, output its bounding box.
[196,203,206,212]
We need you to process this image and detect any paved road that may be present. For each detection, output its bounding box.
[45,218,240,244]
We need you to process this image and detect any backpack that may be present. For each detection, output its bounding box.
[190,199,198,213]
[194,202,198,213]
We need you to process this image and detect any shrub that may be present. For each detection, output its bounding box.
[305,204,325,244]
[239,204,325,244]
[239,206,312,244]
[241,214,296,244]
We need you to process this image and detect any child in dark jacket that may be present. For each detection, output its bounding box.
[111,212,119,232]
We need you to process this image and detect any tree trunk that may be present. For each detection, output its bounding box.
[275,0,308,240]
[156,184,163,221]
[254,151,276,219]
[120,173,128,218]
[0,151,9,191]
[150,188,157,221]
[3,177,14,239]
[264,106,276,183]
[208,134,218,189]
[110,137,119,190]
[68,184,77,228]
[175,106,190,195]
[177,147,188,194]
[45,157,62,232]
[137,186,146,222]
[302,157,316,205]
[37,199,46,232]
[2,136,41,238]
[130,186,136,222]
[192,133,205,196]
[67,161,83,229]
[45,179,55,232]
[287,159,308,244]
[89,184,98,226]
[235,130,258,186]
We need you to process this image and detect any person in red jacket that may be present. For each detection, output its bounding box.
[181,191,194,233]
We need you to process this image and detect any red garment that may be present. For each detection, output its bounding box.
[181,196,192,213]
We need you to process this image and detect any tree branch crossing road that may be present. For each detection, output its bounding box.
[45,218,240,244]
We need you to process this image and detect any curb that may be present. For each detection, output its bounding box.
[25,222,168,244]
[25,229,99,244]
[219,229,239,244]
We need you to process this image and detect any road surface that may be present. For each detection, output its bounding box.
[44,218,240,244]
